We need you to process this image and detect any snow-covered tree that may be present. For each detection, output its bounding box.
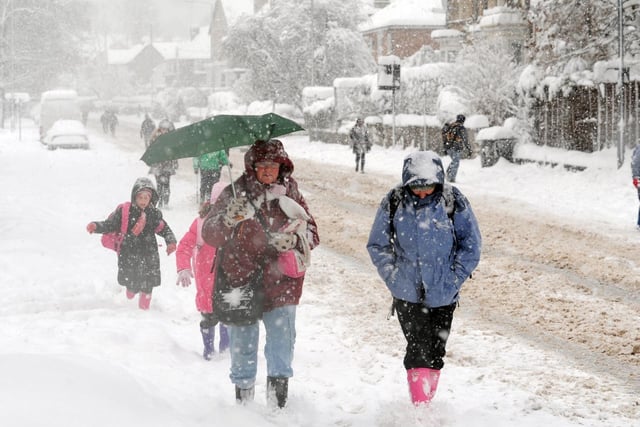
[528,0,617,74]
[453,40,523,125]
[0,0,89,93]
[223,0,375,108]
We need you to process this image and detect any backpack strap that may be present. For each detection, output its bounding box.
[387,186,403,239]
[120,202,131,234]
[442,184,455,219]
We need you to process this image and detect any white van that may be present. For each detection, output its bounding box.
[39,89,82,139]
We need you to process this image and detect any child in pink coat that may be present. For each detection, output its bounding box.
[176,182,229,360]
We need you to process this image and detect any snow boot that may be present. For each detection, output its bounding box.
[235,385,255,405]
[218,324,229,353]
[407,368,440,406]
[200,327,215,360]
[125,289,136,300]
[266,376,288,409]
[138,292,152,310]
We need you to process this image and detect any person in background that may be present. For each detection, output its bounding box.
[367,151,481,406]
[140,114,156,148]
[86,177,177,310]
[148,119,179,208]
[100,111,109,134]
[202,139,319,408]
[349,118,371,173]
[193,149,230,204]
[441,114,468,183]
[175,182,229,360]
[630,144,640,228]
[108,110,119,137]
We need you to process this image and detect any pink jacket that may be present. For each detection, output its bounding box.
[176,217,217,313]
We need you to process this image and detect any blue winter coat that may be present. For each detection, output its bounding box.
[367,151,481,308]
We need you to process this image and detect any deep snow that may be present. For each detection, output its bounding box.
[0,120,638,427]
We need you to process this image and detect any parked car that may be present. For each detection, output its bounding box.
[43,120,90,150]
[38,89,82,140]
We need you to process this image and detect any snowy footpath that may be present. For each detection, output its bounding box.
[0,121,637,426]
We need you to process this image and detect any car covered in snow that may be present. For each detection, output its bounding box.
[43,119,90,150]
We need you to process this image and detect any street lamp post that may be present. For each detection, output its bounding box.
[310,0,315,86]
[618,0,625,169]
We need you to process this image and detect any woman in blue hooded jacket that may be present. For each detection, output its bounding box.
[367,150,481,406]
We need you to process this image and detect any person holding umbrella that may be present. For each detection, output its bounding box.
[201,139,319,408]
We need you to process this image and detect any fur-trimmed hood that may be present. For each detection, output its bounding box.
[130,177,159,206]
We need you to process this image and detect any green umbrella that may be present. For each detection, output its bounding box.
[140,113,304,165]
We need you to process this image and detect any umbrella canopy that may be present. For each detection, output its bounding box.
[140,113,304,165]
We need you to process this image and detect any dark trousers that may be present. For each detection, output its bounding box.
[155,173,172,207]
[355,153,365,172]
[394,299,456,370]
[200,169,221,203]
[200,312,220,329]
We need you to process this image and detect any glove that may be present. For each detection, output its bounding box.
[131,212,146,236]
[223,197,254,227]
[166,242,177,255]
[634,177,639,188]
[86,222,97,234]
[176,269,193,287]
[268,232,298,252]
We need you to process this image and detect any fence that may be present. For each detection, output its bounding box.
[530,81,640,153]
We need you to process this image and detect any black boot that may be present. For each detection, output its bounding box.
[266,376,288,408]
[235,385,254,404]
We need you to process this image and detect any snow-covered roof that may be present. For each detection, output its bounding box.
[40,89,78,101]
[154,37,210,60]
[107,45,145,65]
[359,0,446,32]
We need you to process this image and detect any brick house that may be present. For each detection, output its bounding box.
[359,0,447,62]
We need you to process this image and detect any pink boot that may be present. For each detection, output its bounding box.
[126,289,136,300]
[138,292,152,310]
[407,368,440,406]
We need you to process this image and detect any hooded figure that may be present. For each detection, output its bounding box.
[86,177,177,309]
[201,139,319,408]
[442,114,469,182]
[367,151,481,406]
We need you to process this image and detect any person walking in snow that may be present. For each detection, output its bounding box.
[100,110,109,134]
[86,177,177,310]
[441,114,469,183]
[108,111,119,137]
[366,151,481,406]
[349,118,371,173]
[140,114,156,148]
[175,182,229,360]
[630,144,640,228]
[202,139,319,408]
[148,119,179,208]
[193,149,230,204]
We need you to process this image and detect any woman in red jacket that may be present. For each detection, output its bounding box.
[202,139,319,408]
